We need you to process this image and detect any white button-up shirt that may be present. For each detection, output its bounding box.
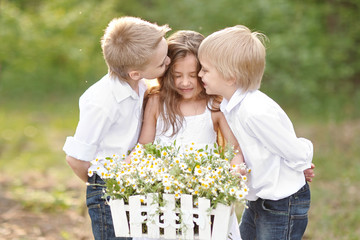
[221,89,313,201]
[63,74,147,162]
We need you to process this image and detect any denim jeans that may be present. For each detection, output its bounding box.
[239,183,310,240]
[87,174,132,240]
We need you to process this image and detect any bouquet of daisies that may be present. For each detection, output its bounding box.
[88,141,249,208]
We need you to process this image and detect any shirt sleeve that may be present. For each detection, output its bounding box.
[244,111,313,171]
[63,100,113,162]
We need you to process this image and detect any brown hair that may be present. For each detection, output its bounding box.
[145,30,221,136]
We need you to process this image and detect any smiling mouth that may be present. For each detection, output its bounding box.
[180,88,193,92]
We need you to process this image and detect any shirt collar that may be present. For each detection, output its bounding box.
[220,88,248,113]
[110,75,147,103]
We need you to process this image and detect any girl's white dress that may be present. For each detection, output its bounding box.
[134,107,241,240]
[154,106,217,149]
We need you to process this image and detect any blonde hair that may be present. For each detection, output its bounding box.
[144,30,221,136]
[198,25,267,91]
[101,16,170,80]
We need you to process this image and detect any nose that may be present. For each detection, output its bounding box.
[198,69,203,78]
[181,76,191,86]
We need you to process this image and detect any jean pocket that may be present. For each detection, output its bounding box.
[291,213,308,220]
[87,203,105,240]
[289,187,310,236]
[289,213,308,239]
[88,203,102,214]
[261,198,289,216]
[290,197,310,219]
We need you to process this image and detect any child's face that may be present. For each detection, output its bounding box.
[141,38,171,79]
[198,59,227,96]
[173,54,202,100]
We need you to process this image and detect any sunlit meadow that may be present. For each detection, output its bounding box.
[1,101,359,239]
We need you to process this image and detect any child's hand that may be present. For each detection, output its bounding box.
[124,155,132,164]
[230,152,248,176]
[304,163,315,182]
[125,143,144,164]
[231,164,249,176]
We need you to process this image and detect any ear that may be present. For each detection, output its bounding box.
[226,76,237,86]
[128,71,142,81]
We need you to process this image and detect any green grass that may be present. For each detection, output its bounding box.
[1,101,359,239]
[291,118,360,239]
[0,100,78,174]
[0,100,81,213]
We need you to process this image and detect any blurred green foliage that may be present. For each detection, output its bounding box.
[1,0,359,120]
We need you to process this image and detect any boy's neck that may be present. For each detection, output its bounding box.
[223,87,238,101]
[127,78,140,94]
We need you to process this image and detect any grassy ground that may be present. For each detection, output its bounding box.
[1,101,359,239]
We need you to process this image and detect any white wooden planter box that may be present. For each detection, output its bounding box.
[109,193,236,240]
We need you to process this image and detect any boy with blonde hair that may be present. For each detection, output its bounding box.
[198,25,314,239]
[63,16,170,240]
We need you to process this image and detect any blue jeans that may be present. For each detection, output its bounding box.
[87,174,132,240]
[239,183,310,240]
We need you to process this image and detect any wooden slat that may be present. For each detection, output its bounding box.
[211,203,231,240]
[129,195,143,237]
[180,194,194,239]
[163,194,177,239]
[109,199,130,237]
[197,198,211,240]
[147,193,160,238]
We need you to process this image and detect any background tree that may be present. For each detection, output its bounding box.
[1,0,359,119]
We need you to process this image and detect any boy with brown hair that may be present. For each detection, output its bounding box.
[198,25,314,239]
[63,16,170,240]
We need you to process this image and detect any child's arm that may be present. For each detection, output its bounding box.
[138,95,160,145]
[125,95,159,163]
[245,112,313,171]
[66,155,91,182]
[64,101,115,180]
